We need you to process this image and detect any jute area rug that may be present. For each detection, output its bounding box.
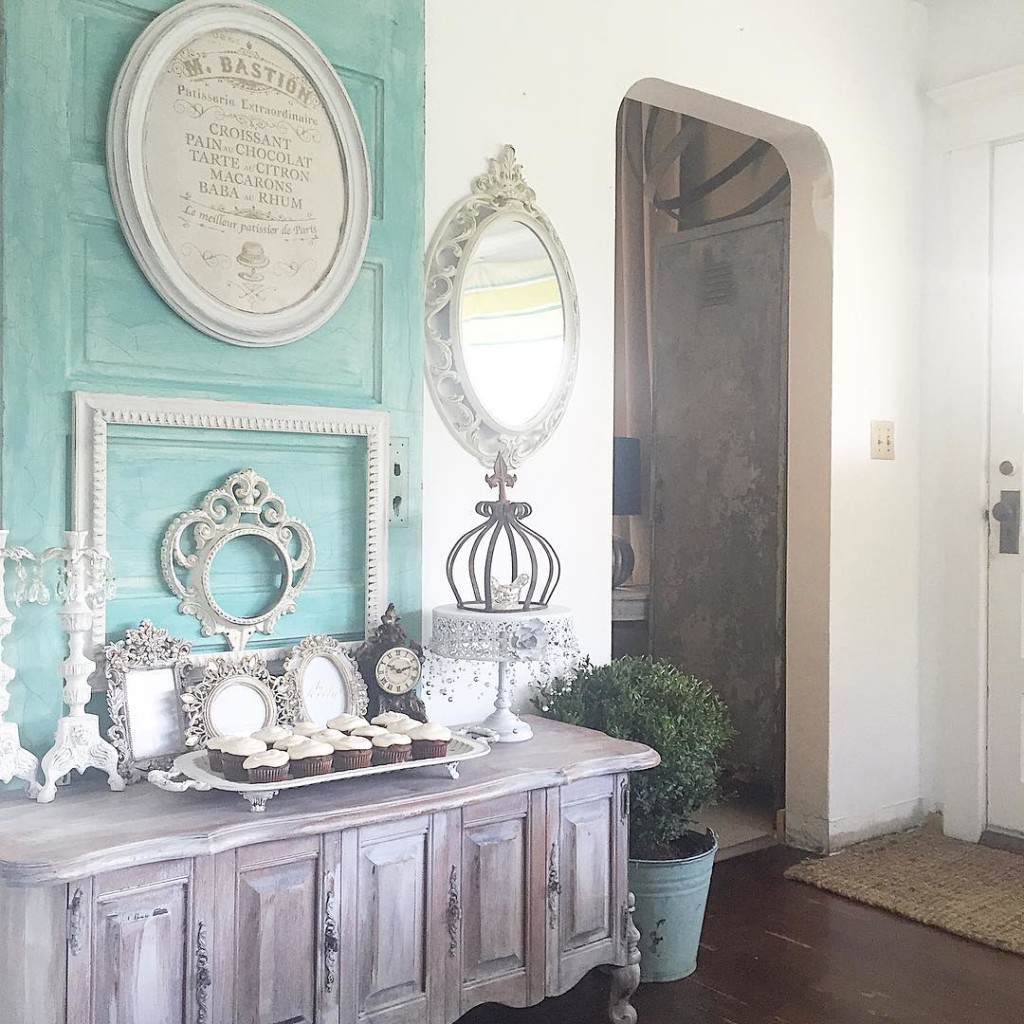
[785,822,1024,956]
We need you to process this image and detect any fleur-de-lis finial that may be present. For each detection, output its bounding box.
[485,453,517,504]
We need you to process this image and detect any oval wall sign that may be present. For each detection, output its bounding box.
[107,0,371,347]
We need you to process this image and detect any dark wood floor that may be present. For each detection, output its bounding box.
[459,846,1024,1024]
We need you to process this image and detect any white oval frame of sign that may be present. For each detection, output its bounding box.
[107,0,371,347]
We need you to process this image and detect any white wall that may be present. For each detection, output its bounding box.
[921,0,1024,839]
[422,0,927,849]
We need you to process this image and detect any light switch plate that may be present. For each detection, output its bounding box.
[870,420,895,460]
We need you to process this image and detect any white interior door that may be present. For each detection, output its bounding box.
[987,138,1024,836]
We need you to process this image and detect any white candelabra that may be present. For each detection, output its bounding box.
[0,530,41,797]
[36,531,124,803]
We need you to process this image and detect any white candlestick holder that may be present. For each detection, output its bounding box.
[0,530,41,797]
[36,531,124,803]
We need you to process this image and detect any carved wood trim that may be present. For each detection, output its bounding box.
[195,920,211,1024]
[72,390,389,675]
[447,864,461,958]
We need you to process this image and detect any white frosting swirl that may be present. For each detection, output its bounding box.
[313,728,345,742]
[371,712,412,727]
[207,734,244,752]
[290,721,322,737]
[372,732,412,748]
[327,714,369,732]
[407,723,452,743]
[273,735,307,751]
[330,734,372,751]
[288,739,334,760]
[243,749,289,770]
[351,724,389,738]
[221,737,267,756]
[251,725,292,743]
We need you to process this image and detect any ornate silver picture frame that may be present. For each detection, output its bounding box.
[161,468,316,651]
[107,0,371,347]
[425,145,580,468]
[105,620,194,782]
[282,633,368,726]
[179,652,299,748]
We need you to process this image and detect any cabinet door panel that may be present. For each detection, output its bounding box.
[85,858,211,1024]
[561,797,613,949]
[551,776,629,995]
[357,822,428,1017]
[234,836,323,1024]
[458,792,545,1013]
[463,816,526,982]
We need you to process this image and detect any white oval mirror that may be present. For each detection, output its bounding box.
[457,218,566,431]
[425,146,579,467]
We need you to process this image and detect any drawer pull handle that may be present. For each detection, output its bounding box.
[547,843,561,929]
[68,888,85,956]
[324,883,339,993]
[447,865,461,957]
[195,921,211,1024]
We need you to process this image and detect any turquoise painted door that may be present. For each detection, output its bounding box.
[0,0,424,755]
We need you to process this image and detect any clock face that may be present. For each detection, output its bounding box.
[375,646,422,695]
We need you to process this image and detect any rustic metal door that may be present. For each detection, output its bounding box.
[651,209,788,800]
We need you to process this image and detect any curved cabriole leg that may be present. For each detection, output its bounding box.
[608,892,641,1024]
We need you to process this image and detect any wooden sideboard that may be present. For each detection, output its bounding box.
[0,718,658,1024]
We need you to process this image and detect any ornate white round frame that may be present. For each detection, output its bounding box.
[107,0,371,347]
[424,145,580,468]
[161,468,316,652]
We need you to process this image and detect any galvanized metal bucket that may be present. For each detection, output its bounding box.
[629,829,718,982]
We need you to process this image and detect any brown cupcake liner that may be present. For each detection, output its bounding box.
[246,765,290,784]
[290,753,335,778]
[332,749,373,772]
[411,739,450,761]
[206,748,224,773]
[372,746,411,766]
[221,753,250,783]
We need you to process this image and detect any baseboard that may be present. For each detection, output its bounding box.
[827,797,925,851]
[980,827,1024,854]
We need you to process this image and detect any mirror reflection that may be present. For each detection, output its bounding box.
[208,533,288,621]
[459,219,565,429]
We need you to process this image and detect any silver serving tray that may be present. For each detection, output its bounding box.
[148,734,491,812]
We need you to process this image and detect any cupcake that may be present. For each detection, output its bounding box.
[252,725,292,745]
[290,721,322,737]
[351,724,389,739]
[371,732,412,766]
[205,734,242,773]
[220,737,268,782]
[330,734,373,772]
[243,748,290,784]
[371,712,412,728]
[273,735,307,752]
[288,739,335,778]
[327,713,369,733]
[313,728,345,743]
[407,722,453,760]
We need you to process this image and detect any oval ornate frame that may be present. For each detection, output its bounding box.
[161,468,316,651]
[424,146,580,469]
[107,0,371,347]
[282,633,368,724]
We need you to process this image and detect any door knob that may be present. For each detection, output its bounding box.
[992,501,1016,522]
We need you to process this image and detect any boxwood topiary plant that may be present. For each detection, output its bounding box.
[535,656,734,860]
